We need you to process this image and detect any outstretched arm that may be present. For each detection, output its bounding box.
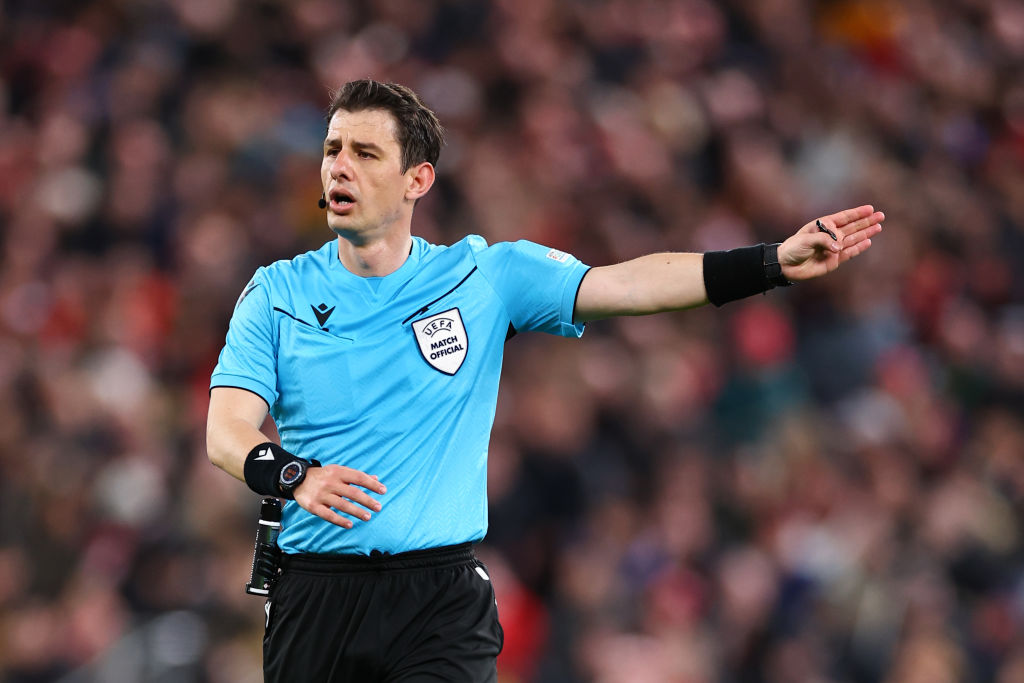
[574,205,883,322]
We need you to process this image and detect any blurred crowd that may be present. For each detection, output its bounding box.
[1,0,1023,681]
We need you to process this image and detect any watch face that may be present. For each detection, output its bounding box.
[280,462,304,486]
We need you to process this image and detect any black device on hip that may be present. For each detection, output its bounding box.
[245,497,283,596]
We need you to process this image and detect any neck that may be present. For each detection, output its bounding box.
[336,231,413,277]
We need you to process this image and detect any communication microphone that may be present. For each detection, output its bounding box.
[245,497,282,596]
[318,193,327,209]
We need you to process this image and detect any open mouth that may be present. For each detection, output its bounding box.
[329,189,356,209]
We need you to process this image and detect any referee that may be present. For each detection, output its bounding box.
[206,79,883,682]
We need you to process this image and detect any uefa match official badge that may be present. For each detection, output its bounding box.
[412,308,468,375]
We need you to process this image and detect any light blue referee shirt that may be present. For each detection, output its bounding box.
[211,235,590,555]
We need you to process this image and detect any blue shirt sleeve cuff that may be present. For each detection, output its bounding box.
[559,263,590,338]
[210,373,277,409]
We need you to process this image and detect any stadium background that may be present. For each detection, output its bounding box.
[1,0,1023,681]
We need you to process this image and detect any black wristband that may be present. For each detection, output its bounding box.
[763,243,793,288]
[243,442,310,499]
[703,243,776,307]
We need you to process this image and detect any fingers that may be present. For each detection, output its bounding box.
[295,464,387,529]
[342,467,387,495]
[805,208,883,256]
[800,209,881,240]
[323,492,377,521]
[339,484,383,514]
[841,221,882,249]
[826,204,875,228]
[811,231,841,254]
[837,211,884,239]
[311,504,358,529]
[840,237,873,263]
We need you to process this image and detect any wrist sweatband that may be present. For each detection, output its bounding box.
[703,243,786,307]
[243,442,310,499]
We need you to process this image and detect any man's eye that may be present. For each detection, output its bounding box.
[325,149,339,157]
[357,151,375,159]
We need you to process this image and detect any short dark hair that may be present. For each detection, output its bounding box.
[327,80,445,172]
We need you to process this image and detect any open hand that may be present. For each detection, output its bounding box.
[294,464,386,529]
[779,205,884,282]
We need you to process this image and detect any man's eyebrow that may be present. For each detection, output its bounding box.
[351,140,384,152]
[322,138,386,153]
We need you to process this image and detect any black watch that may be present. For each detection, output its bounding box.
[278,459,316,496]
[763,243,792,288]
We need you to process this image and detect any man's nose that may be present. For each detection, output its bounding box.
[331,151,354,180]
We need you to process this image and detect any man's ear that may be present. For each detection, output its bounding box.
[405,162,435,202]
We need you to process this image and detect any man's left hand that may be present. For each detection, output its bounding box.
[779,205,884,282]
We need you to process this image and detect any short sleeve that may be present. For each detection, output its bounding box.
[210,268,279,407]
[474,240,590,337]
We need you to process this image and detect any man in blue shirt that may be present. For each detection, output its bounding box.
[207,79,883,682]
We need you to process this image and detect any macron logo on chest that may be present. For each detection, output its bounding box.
[412,308,468,375]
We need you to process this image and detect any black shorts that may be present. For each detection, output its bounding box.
[263,544,504,682]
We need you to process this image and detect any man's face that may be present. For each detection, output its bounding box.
[321,108,410,240]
